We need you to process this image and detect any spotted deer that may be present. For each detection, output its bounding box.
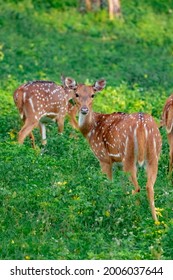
[161,94,173,173]
[13,78,78,147]
[64,77,162,221]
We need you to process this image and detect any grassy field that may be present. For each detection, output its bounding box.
[0,0,173,260]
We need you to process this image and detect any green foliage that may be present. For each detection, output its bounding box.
[0,0,173,260]
[94,83,168,123]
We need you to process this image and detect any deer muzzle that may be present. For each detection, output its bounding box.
[81,106,89,115]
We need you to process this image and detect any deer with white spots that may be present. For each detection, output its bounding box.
[65,77,162,221]
[13,78,78,147]
[161,94,173,173]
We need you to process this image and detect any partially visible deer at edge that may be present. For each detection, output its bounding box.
[64,77,162,221]
[161,94,173,173]
[13,77,78,148]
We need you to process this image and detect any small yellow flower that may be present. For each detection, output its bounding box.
[25,255,30,260]
[155,207,164,211]
[73,195,80,200]
[161,221,168,228]
[105,210,110,217]
[155,221,161,226]
[8,130,16,140]
[155,207,164,217]
[57,181,67,186]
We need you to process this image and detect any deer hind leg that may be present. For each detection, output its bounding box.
[18,119,38,146]
[123,138,140,193]
[21,116,36,148]
[146,161,158,221]
[123,162,140,194]
[99,160,113,180]
[29,132,36,148]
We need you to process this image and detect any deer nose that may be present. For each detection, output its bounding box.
[81,106,89,115]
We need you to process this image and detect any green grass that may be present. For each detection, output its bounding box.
[0,0,173,260]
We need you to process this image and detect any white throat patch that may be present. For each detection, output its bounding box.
[78,112,87,127]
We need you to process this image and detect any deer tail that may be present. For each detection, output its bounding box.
[13,87,25,119]
[136,123,146,166]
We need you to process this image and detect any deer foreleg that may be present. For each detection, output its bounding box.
[56,116,65,133]
[99,160,113,180]
[39,122,47,145]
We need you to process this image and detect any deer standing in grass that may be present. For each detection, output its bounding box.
[161,94,173,173]
[13,78,78,147]
[64,77,162,221]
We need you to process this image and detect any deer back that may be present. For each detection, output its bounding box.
[13,81,72,121]
[87,112,162,166]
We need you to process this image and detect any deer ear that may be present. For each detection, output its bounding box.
[93,79,106,92]
[62,76,77,90]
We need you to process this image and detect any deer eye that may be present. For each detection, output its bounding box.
[91,94,95,98]
[75,93,79,98]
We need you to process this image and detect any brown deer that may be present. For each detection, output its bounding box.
[13,78,78,147]
[161,94,173,173]
[64,77,162,221]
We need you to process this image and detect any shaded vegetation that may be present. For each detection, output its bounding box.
[0,0,173,260]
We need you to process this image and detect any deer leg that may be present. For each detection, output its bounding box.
[170,152,173,173]
[39,122,47,145]
[168,132,173,173]
[123,139,140,193]
[100,160,113,180]
[56,116,65,133]
[146,162,158,221]
[29,132,36,148]
[21,116,36,148]
[18,119,38,145]
[123,163,140,194]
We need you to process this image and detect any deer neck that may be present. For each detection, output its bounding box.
[78,111,94,138]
